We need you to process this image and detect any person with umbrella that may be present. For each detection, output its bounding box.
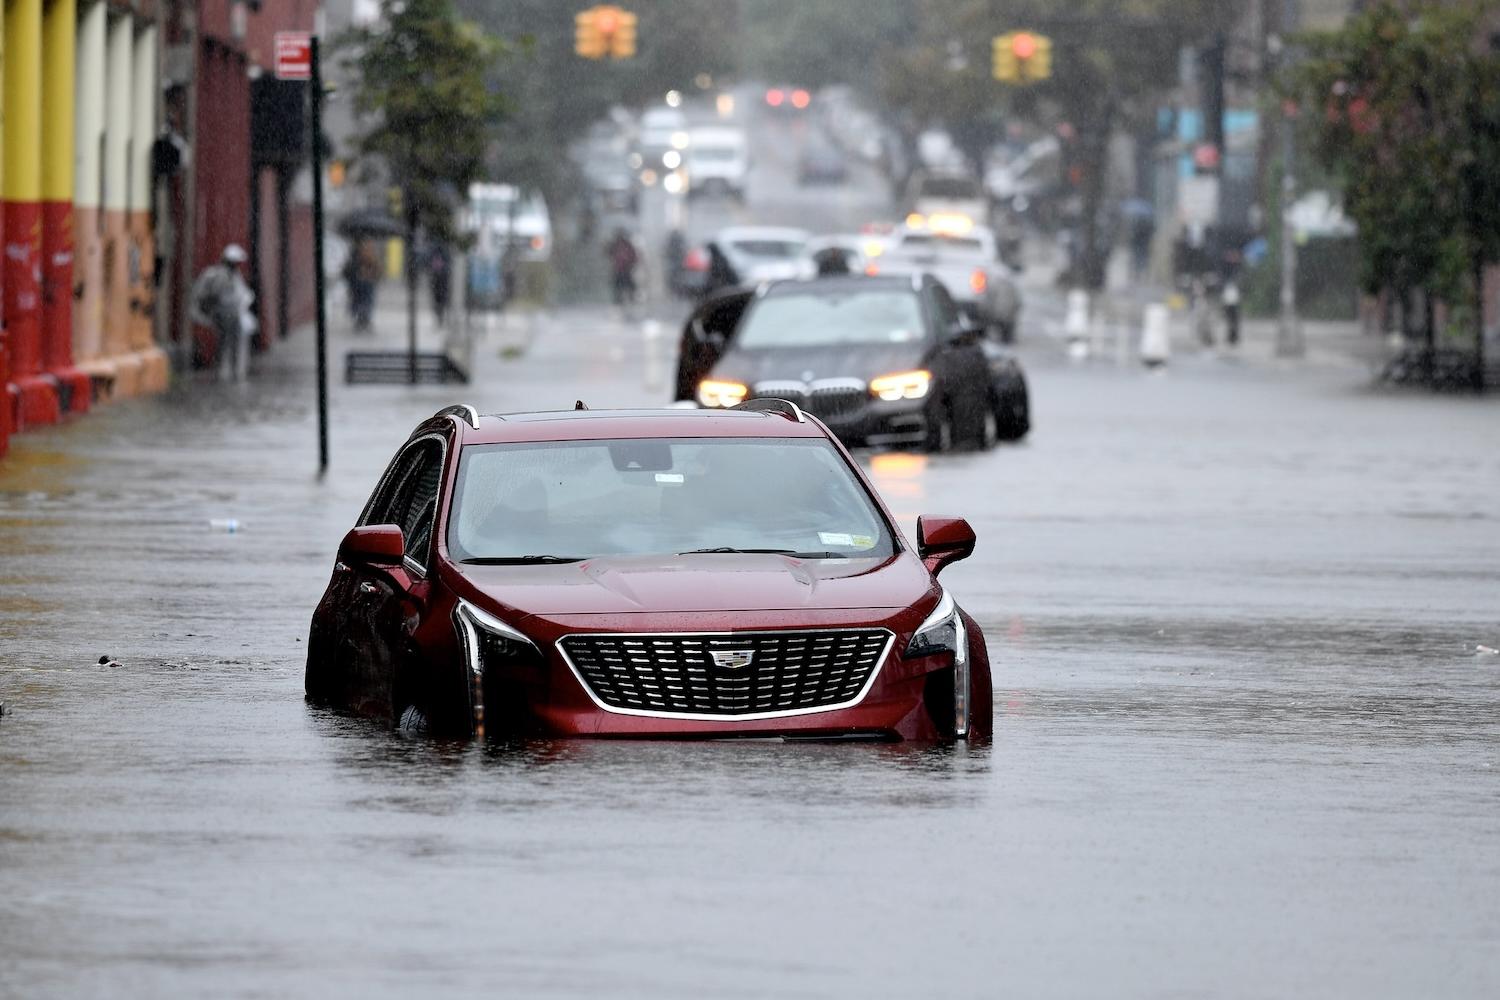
[337,211,403,332]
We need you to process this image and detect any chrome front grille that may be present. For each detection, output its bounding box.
[751,378,868,425]
[558,628,892,718]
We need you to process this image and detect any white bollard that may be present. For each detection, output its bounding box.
[1140,303,1171,368]
[1064,289,1090,360]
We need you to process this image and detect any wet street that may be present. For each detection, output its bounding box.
[4,110,1500,998]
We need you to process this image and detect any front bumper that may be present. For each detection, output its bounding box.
[743,383,932,447]
[470,610,961,741]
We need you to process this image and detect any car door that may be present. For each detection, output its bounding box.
[925,280,990,434]
[674,288,754,401]
[342,436,445,719]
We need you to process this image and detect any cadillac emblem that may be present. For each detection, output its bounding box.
[710,649,755,670]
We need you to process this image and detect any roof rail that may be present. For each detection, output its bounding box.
[433,404,480,429]
[734,397,806,423]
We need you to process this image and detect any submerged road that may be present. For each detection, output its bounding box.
[3,106,1499,997]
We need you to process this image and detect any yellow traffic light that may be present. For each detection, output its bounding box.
[1029,34,1053,80]
[611,10,637,59]
[575,9,605,58]
[992,33,1017,82]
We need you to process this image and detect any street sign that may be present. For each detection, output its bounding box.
[274,32,312,81]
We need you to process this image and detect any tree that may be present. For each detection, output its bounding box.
[1288,1,1500,389]
[342,0,507,245]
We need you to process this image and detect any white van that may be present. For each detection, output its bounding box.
[686,126,749,201]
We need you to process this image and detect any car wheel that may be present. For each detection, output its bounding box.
[995,381,1030,441]
[925,399,954,453]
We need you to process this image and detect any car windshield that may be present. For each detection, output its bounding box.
[448,437,895,562]
[692,147,741,162]
[899,235,984,253]
[728,239,804,258]
[736,290,926,347]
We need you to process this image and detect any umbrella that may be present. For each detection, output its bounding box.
[337,208,407,239]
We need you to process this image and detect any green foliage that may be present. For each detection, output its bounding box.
[1287,1,1500,311]
[340,0,506,242]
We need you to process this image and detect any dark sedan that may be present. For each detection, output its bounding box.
[675,275,1029,450]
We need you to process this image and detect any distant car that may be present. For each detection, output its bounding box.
[638,106,689,171]
[798,144,849,185]
[675,275,1030,450]
[464,183,552,263]
[306,402,992,742]
[873,223,1022,342]
[687,226,815,299]
[686,126,749,200]
[908,170,990,231]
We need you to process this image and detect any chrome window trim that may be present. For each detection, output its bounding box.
[358,431,448,578]
[554,626,895,722]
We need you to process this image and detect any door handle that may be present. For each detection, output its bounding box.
[358,582,380,595]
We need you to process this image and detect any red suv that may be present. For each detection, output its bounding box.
[305,400,991,741]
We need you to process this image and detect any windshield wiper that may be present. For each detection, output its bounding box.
[461,555,587,565]
[677,547,848,559]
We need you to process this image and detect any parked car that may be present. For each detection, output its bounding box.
[306,402,991,742]
[873,223,1022,342]
[676,275,1030,449]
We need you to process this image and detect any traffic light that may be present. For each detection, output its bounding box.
[992,34,1017,82]
[575,6,637,60]
[611,9,637,58]
[993,30,1052,84]
[574,9,605,58]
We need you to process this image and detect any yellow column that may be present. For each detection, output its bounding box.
[4,0,58,425]
[41,0,86,410]
[72,0,105,377]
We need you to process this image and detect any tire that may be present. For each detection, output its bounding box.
[995,380,1030,442]
[978,403,1000,450]
[924,399,954,453]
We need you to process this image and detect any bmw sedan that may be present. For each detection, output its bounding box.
[676,275,1030,450]
[306,402,991,742]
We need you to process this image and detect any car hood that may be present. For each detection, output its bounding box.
[455,551,933,616]
[712,343,930,387]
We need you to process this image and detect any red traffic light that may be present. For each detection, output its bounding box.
[595,7,620,34]
[1011,32,1037,59]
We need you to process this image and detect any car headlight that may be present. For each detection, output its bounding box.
[904,589,972,738]
[869,369,931,401]
[698,379,748,408]
[454,599,542,736]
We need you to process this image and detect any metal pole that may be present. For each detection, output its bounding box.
[310,37,330,473]
[1276,0,1303,357]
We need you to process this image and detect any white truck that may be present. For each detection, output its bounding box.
[685,126,749,201]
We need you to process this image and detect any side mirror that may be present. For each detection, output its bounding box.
[916,515,975,576]
[339,524,406,566]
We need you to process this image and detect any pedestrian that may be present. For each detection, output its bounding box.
[344,238,382,332]
[606,228,639,310]
[190,243,254,382]
[1223,278,1242,347]
[663,229,687,298]
[428,242,452,327]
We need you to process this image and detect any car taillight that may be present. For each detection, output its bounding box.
[791,89,811,109]
[864,263,880,276]
[530,236,544,251]
[766,88,784,107]
[970,268,987,294]
[683,248,708,272]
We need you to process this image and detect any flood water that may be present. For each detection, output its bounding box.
[3,319,1498,997]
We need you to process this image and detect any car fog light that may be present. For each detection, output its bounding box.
[698,379,748,408]
[869,369,931,401]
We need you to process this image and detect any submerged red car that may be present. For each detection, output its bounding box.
[305,400,991,741]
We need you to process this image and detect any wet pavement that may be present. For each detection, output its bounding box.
[3,298,1498,998]
[5,104,1500,996]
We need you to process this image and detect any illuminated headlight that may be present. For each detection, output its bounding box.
[454,599,541,736]
[869,369,931,401]
[697,379,748,408]
[904,589,971,738]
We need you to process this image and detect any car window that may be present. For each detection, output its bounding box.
[918,176,983,199]
[900,235,983,253]
[364,439,445,569]
[448,438,895,562]
[728,239,804,258]
[737,289,926,348]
